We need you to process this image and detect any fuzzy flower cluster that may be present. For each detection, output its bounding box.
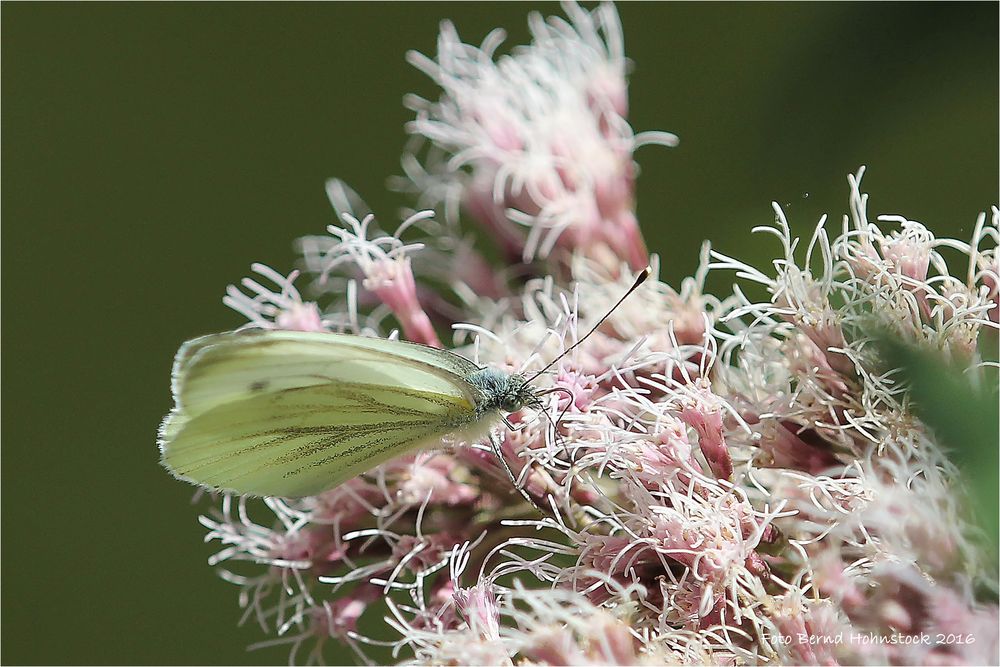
[192,4,998,665]
[399,1,676,273]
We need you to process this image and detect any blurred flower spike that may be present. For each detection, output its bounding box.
[190,3,999,665]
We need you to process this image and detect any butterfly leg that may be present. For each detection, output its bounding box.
[501,415,529,432]
[529,394,574,464]
[488,430,545,513]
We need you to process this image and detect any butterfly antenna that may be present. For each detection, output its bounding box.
[526,266,651,384]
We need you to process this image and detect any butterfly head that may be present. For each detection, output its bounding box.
[469,267,652,421]
[468,368,537,416]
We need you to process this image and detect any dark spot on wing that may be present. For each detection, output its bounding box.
[249,380,269,392]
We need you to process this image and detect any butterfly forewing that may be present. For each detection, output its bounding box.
[173,331,480,418]
[160,331,483,497]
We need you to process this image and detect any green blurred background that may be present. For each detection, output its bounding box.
[3,2,997,664]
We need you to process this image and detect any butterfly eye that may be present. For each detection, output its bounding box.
[500,397,523,413]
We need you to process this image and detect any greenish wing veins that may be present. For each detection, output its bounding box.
[161,380,474,498]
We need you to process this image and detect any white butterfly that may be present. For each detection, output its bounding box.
[159,267,649,499]
[159,331,536,498]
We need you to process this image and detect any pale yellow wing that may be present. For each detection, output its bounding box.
[159,331,482,497]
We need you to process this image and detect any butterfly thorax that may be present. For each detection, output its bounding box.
[466,368,535,418]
